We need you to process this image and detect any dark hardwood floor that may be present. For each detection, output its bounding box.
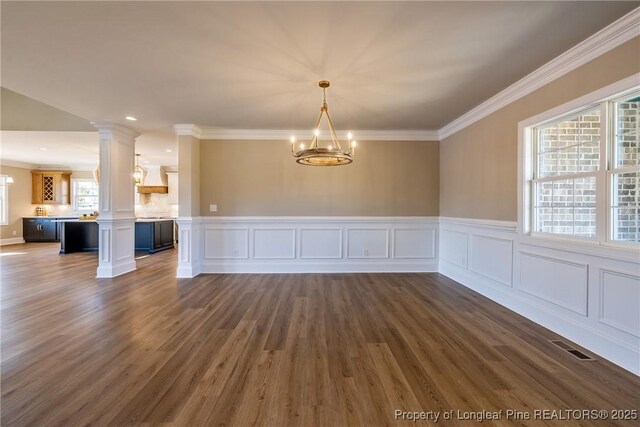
[1,243,638,426]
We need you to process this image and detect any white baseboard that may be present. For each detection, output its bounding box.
[440,261,640,375]
[176,264,202,278]
[438,216,640,376]
[96,260,136,278]
[0,237,25,246]
[199,260,438,274]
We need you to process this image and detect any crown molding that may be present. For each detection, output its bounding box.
[0,160,38,169]
[0,159,93,172]
[439,6,640,140]
[91,122,140,140]
[0,160,94,171]
[173,124,203,138]
[196,128,439,141]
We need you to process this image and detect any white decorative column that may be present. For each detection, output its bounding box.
[175,217,202,278]
[93,122,139,278]
[174,124,202,278]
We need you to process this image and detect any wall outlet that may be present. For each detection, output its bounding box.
[12,230,16,236]
[234,249,239,256]
[210,204,217,212]
[362,249,369,256]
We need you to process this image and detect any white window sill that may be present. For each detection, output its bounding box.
[520,233,639,264]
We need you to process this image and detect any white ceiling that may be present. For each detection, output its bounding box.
[0,1,637,169]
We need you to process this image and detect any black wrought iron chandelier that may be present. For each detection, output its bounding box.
[290,80,356,166]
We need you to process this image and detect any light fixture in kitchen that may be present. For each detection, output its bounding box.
[290,80,356,166]
[133,154,145,185]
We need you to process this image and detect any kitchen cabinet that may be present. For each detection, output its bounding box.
[23,218,59,242]
[135,220,175,253]
[32,171,71,205]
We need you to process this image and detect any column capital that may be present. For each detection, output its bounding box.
[91,122,140,141]
[173,124,202,138]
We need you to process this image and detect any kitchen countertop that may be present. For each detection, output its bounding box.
[23,216,78,219]
[51,219,96,223]
[51,218,175,223]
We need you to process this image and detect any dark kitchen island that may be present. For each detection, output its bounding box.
[55,220,99,254]
[134,219,175,253]
[54,218,175,254]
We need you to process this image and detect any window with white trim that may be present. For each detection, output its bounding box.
[0,175,9,226]
[529,88,639,244]
[72,179,99,212]
[611,95,639,242]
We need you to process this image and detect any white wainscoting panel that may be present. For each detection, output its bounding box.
[187,217,438,274]
[438,217,640,375]
[599,268,640,337]
[204,228,249,259]
[176,217,202,278]
[99,228,110,263]
[519,251,588,316]
[393,228,436,259]
[115,226,134,261]
[469,234,513,286]
[300,228,343,259]
[440,229,468,268]
[346,228,389,259]
[96,218,136,278]
[253,228,296,259]
[179,228,191,264]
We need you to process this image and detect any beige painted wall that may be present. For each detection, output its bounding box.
[0,165,34,240]
[200,139,439,216]
[440,37,640,221]
[178,135,201,217]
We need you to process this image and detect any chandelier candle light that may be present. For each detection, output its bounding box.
[290,80,356,166]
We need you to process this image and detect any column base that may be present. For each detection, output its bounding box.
[97,260,137,278]
[175,217,202,278]
[176,265,201,278]
[96,217,137,278]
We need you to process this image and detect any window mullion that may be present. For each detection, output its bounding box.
[555,125,559,177]
[609,165,640,175]
[533,171,598,183]
[597,101,609,243]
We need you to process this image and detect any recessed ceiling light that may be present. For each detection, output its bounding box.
[125,116,137,121]
[144,160,149,163]
[165,149,172,153]
[39,147,47,151]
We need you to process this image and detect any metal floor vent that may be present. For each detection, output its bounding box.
[550,340,595,361]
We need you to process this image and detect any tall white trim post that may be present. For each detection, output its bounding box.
[174,124,202,278]
[93,122,139,278]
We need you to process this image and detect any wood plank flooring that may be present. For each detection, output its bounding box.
[1,243,638,426]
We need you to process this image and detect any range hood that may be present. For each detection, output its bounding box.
[137,165,168,194]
